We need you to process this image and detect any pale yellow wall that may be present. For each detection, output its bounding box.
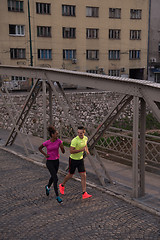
[0,0,149,79]
[0,1,29,66]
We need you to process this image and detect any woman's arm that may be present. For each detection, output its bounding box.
[60,143,65,154]
[38,144,49,158]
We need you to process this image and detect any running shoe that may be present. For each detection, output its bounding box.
[56,196,63,203]
[59,184,65,195]
[82,192,92,199]
[45,185,50,196]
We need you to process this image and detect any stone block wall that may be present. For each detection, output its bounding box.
[0,91,133,138]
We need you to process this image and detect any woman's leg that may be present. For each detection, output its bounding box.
[46,160,53,188]
[46,160,59,196]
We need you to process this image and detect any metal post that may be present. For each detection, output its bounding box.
[93,148,113,184]
[28,0,33,67]
[147,0,151,78]
[132,96,139,198]
[87,154,106,186]
[43,80,47,141]
[139,98,146,197]
[49,85,53,125]
[28,0,33,88]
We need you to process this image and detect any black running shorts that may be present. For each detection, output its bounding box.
[69,157,86,174]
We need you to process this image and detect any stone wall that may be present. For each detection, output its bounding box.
[0,91,133,138]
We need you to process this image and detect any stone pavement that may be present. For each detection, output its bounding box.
[0,128,160,214]
[0,148,160,240]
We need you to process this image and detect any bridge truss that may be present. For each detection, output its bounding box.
[0,65,160,198]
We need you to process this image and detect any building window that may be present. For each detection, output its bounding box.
[9,25,25,36]
[129,50,140,59]
[36,3,51,14]
[109,29,120,39]
[109,8,121,19]
[63,50,76,60]
[63,28,76,38]
[86,7,99,17]
[130,9,142,19]
[86,50,99,60]
[130,30,141,40]
[8,0,23,12]
[158,42,160,52]
[10,48,26,59]
[37,26,51,37]
[86,70,98,74]
[108,70,120,76]
[109,50,120,60]
[12,76,26,81]
[62,5,75,16]
[38,49,52,59]
[86,29,99,39]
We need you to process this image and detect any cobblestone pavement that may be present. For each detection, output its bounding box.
[0,149,160,240]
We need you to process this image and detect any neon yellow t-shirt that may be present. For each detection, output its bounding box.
[70,135,88,160]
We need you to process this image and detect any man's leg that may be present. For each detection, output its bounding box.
[62,173,74,186]
[60,158,75,192]
[78,160,92,199]
[62,157,74,185]
[59,173,74,194]
[80,172,86,193]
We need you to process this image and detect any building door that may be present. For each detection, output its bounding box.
[129,68,144,80]
[155,73,160,83]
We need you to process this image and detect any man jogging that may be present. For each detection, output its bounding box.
[59,126,92,199]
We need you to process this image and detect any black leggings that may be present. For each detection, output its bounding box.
[46,159,59,196]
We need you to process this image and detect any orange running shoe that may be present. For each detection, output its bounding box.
[59,184,65,195]
[82,192,92,199]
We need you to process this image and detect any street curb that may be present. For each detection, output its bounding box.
[0,146,159,217]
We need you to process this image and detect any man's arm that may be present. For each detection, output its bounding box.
[70,146,86,154]
[85,145,90,155]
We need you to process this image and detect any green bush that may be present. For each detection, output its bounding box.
[113,117,133,130]
[63,141,70,147]
[112,113,160,131]
[146,113,160,130]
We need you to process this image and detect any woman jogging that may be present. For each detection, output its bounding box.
[39,126,65,203]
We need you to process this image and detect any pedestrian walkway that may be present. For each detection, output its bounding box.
[0,148,160,240]
[0,128,160,216]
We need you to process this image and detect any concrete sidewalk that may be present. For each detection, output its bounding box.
[0,128,160,215]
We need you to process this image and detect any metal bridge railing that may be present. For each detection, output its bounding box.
[59,126,160,174]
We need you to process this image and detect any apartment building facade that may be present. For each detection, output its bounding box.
[148,0,160,83]
[0,0,150,87]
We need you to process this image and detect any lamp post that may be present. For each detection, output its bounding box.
[147,0,151,79]
[28,0,33,87]
[28,0,33,66]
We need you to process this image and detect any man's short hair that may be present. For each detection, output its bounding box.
[78,126,85,131]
